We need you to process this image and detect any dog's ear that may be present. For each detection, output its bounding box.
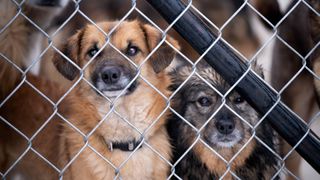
[53,30,83,81]
[142,24,180,73]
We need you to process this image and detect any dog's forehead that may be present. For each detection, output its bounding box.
[177,66,229,93]
[83,21,148,49]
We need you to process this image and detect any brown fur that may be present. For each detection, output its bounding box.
[192,134,256,177]
[0,1,30,100]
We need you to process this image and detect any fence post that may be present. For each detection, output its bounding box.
[146,0,320,172]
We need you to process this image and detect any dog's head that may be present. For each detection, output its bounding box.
[170,61,263,158]
[53,20,179,99]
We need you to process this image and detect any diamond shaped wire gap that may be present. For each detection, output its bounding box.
[267,37,308,94]
[138,0,200,61]
[0,116,30,177]
[134,4,195,66]
[4,150,60,179]
[60,144,117,179]
[210,1,261,60]
[29,113,82,170]
[248,35,277,83]
[281,128,312,179]
[0,79,57,137]
[247,0,281,29]
[273,2,316,55]
[50,0,80,38]
[254,134,284,178]
[192,0,244,29]
[53,113,103,178]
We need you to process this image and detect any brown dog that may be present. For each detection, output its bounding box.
[0,20,179,179]
[0,0,68,178]
[0,0,68,101]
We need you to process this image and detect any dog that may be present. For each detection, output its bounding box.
[0,0,68,178]
[167,62,280,179]
[52,20,180,179]
[253,0,320,178]
[0,0,68,101]
[1,19,180,179]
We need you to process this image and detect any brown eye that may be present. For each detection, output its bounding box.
[87,45,99,57]
[234,96,244,104]
[126,45,139,56]
[197,97,212,107]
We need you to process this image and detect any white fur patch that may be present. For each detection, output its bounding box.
[216,140,239,148]
[103,90,127,98]
[12,173,24,180]
[211,129,242,148]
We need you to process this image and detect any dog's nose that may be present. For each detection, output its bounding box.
[101,67,121,84]
[215,119,235,135]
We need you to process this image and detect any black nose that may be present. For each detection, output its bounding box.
[215,119,235,135]
[101,67,121,84]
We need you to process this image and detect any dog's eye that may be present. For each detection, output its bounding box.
[234,96,244,104]
[197,97,212,107]
[87,46,99,57]
[126,45,139,56]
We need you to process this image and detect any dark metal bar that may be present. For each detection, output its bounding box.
[146,0,320,172]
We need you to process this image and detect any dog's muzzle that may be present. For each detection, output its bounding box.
[93,65,137,98]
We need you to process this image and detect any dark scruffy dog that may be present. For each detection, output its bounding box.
[167,62,280,179]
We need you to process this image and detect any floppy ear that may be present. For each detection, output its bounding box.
[142,24,180,73]
[53,30,83,81]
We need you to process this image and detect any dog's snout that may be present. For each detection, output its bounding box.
[215,119,235,135]
[101,67,121,84]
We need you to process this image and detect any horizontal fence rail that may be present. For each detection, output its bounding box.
[146,0,320,172]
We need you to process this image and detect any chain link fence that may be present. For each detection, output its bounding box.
[0,0,319,179]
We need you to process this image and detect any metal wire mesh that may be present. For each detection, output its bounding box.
[0,0,319,179]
